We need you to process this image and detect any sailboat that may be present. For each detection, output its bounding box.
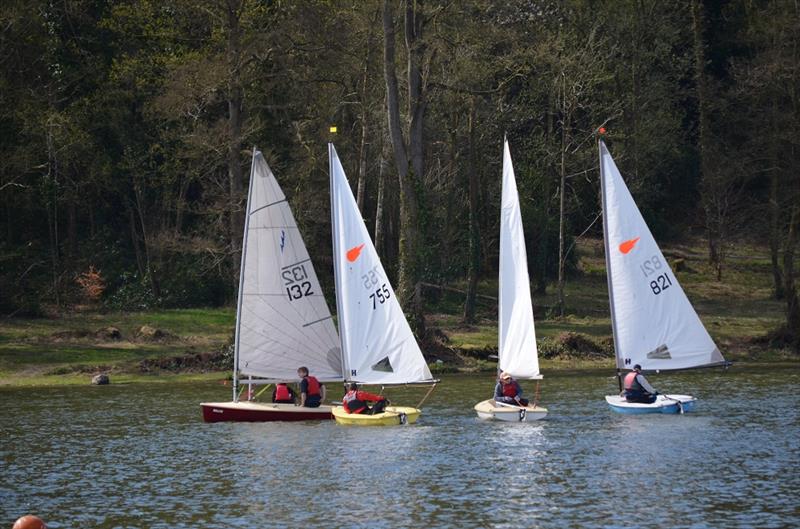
[328,143,437,426]
[201,149,343,422]
[474,139,548,422]
[598,137,728,414]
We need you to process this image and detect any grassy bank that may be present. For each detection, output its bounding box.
[0,238,795,387]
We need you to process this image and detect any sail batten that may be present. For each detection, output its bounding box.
[599,140,725,371]
[329,144,433,385]
[235,150,342,382]
[498,140,541,379]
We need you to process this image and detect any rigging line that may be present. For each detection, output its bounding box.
[564,211,602,261]
[242,290,336,355]
[239,297,333,355]
[252,273,337,350]
[239,301,334,358]
[280,258,312,270]
[236,330,327,365]
[250,198,288,216]
[303,315,334,327]
[237,337,338,374]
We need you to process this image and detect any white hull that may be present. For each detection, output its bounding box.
[474,398,547,422]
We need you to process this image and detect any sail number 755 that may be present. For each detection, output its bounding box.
[369,284,391,309]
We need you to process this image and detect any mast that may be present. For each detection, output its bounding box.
[329,143,350,383]
[598,136,623,391]
[232,147,258,401]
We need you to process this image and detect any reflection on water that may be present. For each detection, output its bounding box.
[1,366,798,528]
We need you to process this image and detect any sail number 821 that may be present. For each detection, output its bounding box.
[640,255,672,296]
[649,273,672,295]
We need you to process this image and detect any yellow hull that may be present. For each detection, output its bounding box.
[332,405,421,426]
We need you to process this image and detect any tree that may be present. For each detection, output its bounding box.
[382,0,432,335]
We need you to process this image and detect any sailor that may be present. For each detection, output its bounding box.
[297,366,326,408]
[622,364,658,403]
[342,383,388,415]
[271,382,296,404]
[494,372,529,407]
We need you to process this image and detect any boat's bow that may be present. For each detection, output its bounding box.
[474,398,548,422]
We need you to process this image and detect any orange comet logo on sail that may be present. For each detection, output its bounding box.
[346,244,365,262]
[619,237,640,254]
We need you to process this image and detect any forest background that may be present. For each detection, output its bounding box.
[1,0,798,354]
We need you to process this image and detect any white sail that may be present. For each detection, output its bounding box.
[235,150,342,382]
[599,140,725,371]
[498,140,541,379]
[329,144,434,385]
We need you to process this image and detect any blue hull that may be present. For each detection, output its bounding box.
[605,395,696,414]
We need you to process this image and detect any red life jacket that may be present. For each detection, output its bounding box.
[624,372,642,391]
[304,376,321,396]
[342,390,366,414]
[501,381,518,398]
[274,384,292,401]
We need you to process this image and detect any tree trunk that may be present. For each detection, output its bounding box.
[67,197,77,259]
[356,13,377,213]
[441,110,459,273]
[556,75,569,318]
[374,122,387,258]
[783,205,799,350]
[463,97,479,323]
[127,202,145,278]
[691,0,722,274]
[134,184,161,299]
[45,122,60,307]
[226,0,245,290]
[383,0,426,336]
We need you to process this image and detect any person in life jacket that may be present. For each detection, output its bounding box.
[342,383,388,414]
[494,372,529,407]
[622,364,658,403]
[297,366,326,408]
[271,382,296,404]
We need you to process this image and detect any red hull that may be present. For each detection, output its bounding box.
[200,402,333,423]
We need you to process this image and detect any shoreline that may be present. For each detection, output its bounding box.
[1,358,796,388]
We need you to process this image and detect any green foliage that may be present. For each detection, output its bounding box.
[104,272,160,311]
[0,0,795,342]
[537,332,614,360]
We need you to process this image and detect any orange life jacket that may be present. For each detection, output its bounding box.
[274,384,292,401]
[304,375,321,396]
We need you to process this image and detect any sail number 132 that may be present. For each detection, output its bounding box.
[283,263,313,301]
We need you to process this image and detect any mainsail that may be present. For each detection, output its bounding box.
[234,150,342,383]
[498,139,541,379]
[329,143,434,385]
[599,140,725,371]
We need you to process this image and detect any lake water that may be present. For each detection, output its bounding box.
[1,365,798,528]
